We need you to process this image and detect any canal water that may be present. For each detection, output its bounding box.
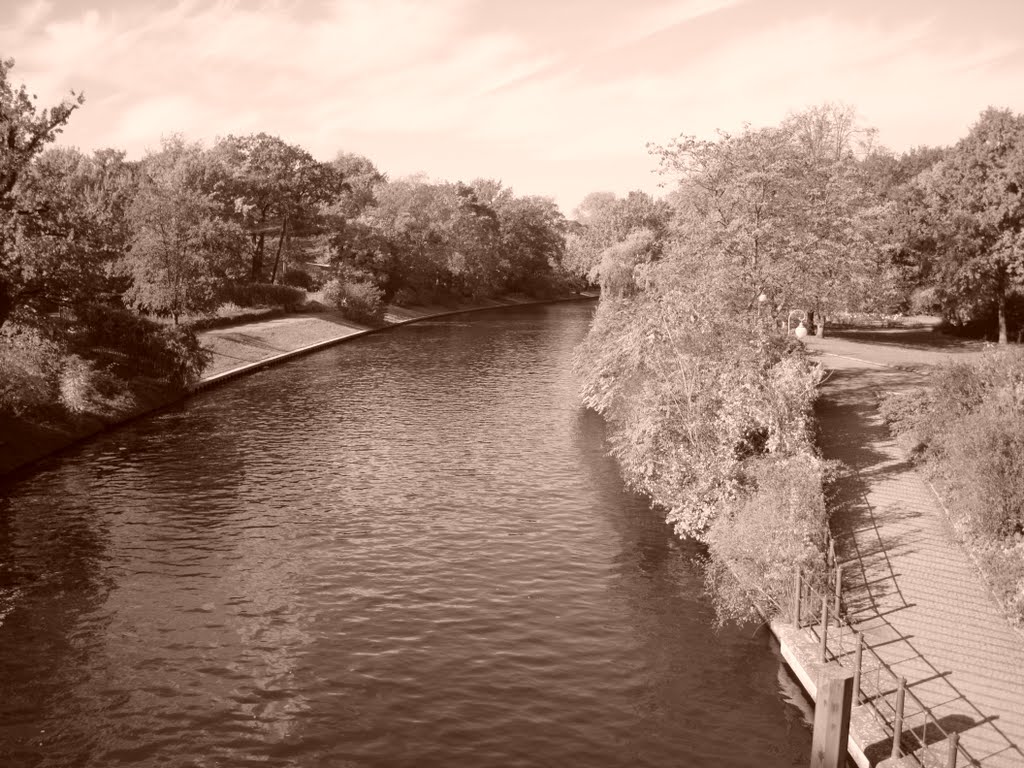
[0,302,812,767]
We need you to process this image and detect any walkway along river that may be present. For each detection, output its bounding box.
[0,302,814,767]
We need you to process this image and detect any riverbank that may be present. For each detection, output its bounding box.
[0,293,596,478]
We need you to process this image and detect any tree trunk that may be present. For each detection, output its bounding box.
[0,279,13,331]
[270,216,288,284]
[251,232,265,282]
[998,287,1008,345]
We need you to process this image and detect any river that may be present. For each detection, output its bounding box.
[0,302,812,767]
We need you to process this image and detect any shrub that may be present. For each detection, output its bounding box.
[883,349,1024,540]
[57,355,131,416]
[575,293,823,541]
[157,325,211,386]
[705,455,832,623]
[280,267,318,291]
[908,285,941,315]
[878,388,932,439]
[933,399,1024,538]
[75,303,211,387]
[218,282,306,310]
[391,287,423,307]
[0,327,62,416]
[58,354,97,414]
[323,278,385,325]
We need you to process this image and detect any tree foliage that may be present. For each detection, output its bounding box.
[210,133,340,282]
[564,190,670,280]
[123,139,247,323]
[919,108,1024,343]
[650,104,893,332]
[0,58,84,328]
[329,176,570,303]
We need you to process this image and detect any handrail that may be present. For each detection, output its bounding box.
[793,556,975,768]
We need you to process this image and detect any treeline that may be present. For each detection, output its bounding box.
[0,60,575,423]
[569,103,1024,623]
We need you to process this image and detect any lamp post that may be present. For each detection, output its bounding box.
[757,292,768,320]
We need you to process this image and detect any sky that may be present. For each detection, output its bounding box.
[2,0,1023,214]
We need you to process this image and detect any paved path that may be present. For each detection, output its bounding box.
[805,329,1024,767]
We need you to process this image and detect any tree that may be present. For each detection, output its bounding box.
[861,145,947,311]
[356,177,453,299]
[330,152,384,217]
[123,139,246,323]
[0,58,83,328]
[649,104,888,334]
[564,190,670,279]
[488,190,567,295]
[209,133,340,282]
[782,104,894,331]
[14,147,137,313]
[922,107,1024,343]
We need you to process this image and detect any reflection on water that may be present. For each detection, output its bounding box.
[0,303,811,767]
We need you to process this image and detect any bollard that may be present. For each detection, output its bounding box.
[810,668,855,768]
[891,677,906,759]
[946,731,959,768]
[819,594,829,663]
[834,563,844,618]
[793,569,803,628]
[853,632,863,705]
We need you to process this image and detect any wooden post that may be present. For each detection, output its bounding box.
[793,569,803,628]
[819,594,829,663]
[810,668,854,768]
[829,538,836,567]
[834,564,844,617]
[853,633,863,705]
[891,677,907,759]
[947,731,959,768]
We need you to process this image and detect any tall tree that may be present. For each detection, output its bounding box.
[0,58,83,328]
[649,104,887,333]
[490,191,567,295]
[564,190,670,279]
[922,107,1024,343]
[123,139,245,323]
[209,133,339,282]
[16,147,137,312]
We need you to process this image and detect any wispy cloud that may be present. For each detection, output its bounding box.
[2,0,1023,211]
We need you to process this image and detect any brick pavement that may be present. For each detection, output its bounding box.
[804,330,1024,767]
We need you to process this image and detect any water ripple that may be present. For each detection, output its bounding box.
[0,304,811,767]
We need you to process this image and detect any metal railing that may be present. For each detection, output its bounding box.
[791,538,972,767]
